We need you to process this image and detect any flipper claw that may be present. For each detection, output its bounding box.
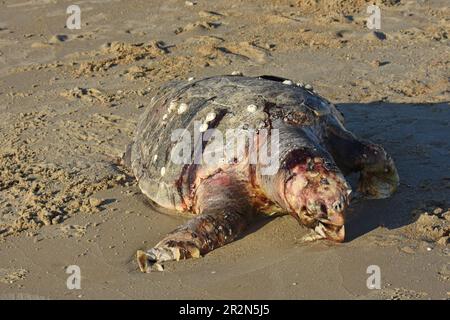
[136,247,179,273]
[300,231,326,243]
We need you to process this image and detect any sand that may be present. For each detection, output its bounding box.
[0,0,449,299]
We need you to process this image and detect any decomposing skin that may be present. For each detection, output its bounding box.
[127,75,399,272]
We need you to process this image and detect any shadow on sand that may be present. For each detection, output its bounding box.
[340,101,450,241]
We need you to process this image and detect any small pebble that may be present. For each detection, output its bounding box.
[366,31,387,41]
[49,34,68,43]
[115,174,126,182]
[282,80,293,85]
[400,246,415,254]
[89,197,102,207]
[370,59,381,67]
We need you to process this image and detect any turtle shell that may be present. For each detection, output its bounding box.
[130,75,338,210]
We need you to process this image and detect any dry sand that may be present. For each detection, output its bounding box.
[0,0,449,299]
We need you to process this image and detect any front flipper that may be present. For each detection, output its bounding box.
[137,173,254,272]
[326,124,399,199]
[356,144,399,199]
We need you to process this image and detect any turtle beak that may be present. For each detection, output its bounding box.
[297,206,346,243]
[316,195,348,242]
[317,214,346,242]
[296,195,348,243]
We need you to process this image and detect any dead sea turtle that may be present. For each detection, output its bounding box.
[125,75,399,272]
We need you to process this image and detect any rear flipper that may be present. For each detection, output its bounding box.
[326,125,399,199]
[356,143,399,199]
[137,173,254,272]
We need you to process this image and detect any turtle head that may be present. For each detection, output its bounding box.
[283,153,351,242]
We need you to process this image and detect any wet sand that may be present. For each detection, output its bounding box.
[0,0,449,299]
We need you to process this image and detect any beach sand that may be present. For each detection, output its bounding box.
[0,0,449,299]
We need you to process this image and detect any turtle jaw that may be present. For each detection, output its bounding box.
[301,181,350,243]
[295,203,347,243]
[315,218,345,242]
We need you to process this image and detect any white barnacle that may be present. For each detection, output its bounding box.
[199,123,208,133]
[160,167,166,176]
[296,82,304,87]
[247,104,257,113]
[304,84,313,90]
[205,112,216,122]
[153,154,158,163]
[188,77,194,82]
[177,102,188,114]
[231,70,243,76]
[168,100,178,113]
[162,114,168,120]
[282,80,293,85]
